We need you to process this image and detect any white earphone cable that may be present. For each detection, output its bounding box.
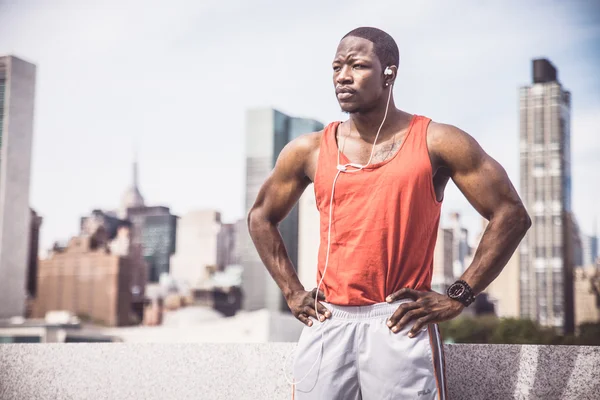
[284,76,394,390]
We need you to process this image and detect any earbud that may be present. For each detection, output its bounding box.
[384,67,393,76]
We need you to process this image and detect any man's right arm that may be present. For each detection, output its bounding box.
[247,133,330,326]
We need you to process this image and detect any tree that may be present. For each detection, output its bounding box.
[439,316,595,345]
[578,322,600,345]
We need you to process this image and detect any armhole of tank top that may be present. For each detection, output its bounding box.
[312,125,332,211]
[423,118,444,206]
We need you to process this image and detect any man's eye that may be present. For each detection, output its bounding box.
[333,66,341,72]
[353,64,363,69]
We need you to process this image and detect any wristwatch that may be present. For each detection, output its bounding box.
[446,280,476,307]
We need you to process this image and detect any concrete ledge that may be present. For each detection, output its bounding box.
[1,344,599,399]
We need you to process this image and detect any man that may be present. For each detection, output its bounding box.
[248,27,531,399]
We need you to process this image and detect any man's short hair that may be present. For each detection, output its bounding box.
[342,27,399,69]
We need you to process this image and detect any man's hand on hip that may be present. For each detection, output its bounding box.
[385,288,464,337]
[286,288,332,327]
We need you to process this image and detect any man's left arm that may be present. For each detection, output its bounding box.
[386,123,532,337]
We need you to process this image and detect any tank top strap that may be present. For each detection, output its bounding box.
[388,115,432,166]
[315,121,342,179]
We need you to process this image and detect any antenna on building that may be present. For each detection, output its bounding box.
[133,137,139,189]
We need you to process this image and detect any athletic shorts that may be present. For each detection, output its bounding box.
[293,300,447,400]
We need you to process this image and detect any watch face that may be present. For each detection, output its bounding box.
[448,283,465,298]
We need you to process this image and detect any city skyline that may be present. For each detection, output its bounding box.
[0,0,599,254]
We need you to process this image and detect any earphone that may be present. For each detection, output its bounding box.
[284,66,395,391]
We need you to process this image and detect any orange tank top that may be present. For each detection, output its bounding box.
[314,115,442,305]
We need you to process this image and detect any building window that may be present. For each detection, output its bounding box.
[535,216,545,229]
[536,246,546,258]
[552,117,563,144]
[534,160,544,169]
[553,216,561,226]
[534,107,544,144]
[535,183,544,201]
[521,159,528,181]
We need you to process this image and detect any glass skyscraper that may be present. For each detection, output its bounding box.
[128,206,177,283]
[242,108,323,312]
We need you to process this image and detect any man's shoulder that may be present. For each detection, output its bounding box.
[425,120,487,171]
[426,120,471,151]
[426,120,458,138]
[286,129,325,157]
[275,129,326,179]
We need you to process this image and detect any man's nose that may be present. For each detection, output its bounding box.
[336,65,353,85]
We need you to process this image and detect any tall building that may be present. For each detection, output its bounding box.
[118,158,177,284]
[0,56,36,319]
[570,213,584,267]
[461,217,520,318]
[217,220,240,268]
[449,212,470,278]
[297,187,321,292]
[432,227,454,294]
[80,209,147,303]
[574,264,600,329]
[32,234,134,327]
[128,206,177,283]
[26,208,43,298]
[119,157,145,219]
[487,251,521,319]
[242,108,323,312]
[519,58,575,333]
[582,233,598,267]
[170,210,222,289]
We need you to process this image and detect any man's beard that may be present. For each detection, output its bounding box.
[340,103,374,115]
[339,104,362,114]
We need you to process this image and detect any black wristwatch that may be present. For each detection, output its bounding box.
[446,280,476,307]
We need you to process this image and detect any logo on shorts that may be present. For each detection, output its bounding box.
[417,389,432,396]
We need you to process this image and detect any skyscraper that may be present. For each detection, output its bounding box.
[574,264,600,328]
[118,158,177,284]
[128,206,177,283]
[432,227,454,294]
[217,220,239,268]
[449,212,470,278]
[119,157,145,218]
[0,56,36,319]
[519,58,575,333]
[242,108,323,312]
[170,210,222,289]
[582,233,599,267]
[297,187,321,293]
[27,208,43,299]
[469,218,522,319]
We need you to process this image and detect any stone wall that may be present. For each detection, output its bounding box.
[1,343,598,399]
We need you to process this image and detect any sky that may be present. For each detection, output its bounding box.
[0,0,599,254]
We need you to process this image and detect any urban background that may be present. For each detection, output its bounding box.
[0,0,599,345]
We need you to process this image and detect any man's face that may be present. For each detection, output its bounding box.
[332,36,385,114]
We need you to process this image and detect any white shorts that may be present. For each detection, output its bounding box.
[293,300,447,400]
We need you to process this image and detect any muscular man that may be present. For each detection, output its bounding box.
[248,27,531,399]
